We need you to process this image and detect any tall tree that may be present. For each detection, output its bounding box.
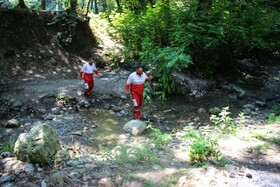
[18,0,28,8]
[94,0,98,14]
[70,0,78,13]
[41,0,46,10]
[198,0,212,11]
[86,0,93,16]
[116,0,121,12]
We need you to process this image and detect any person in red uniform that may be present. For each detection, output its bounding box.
[80,59,99,98]
[125,65,152,119]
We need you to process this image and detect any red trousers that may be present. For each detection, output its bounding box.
[84,74,94,96]
[131,93,143,119]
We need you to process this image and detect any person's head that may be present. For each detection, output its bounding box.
[136,65,143,75]
[88,59,93,65]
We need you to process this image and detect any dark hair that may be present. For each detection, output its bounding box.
[136,65,143,70]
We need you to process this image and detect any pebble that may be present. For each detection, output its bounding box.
[229,173,235,178]
[246,173,253,179]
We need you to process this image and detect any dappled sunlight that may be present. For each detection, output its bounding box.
[134,168,179,182]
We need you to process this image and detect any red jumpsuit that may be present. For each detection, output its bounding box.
[80,62,99,97]
[125,72,151,119]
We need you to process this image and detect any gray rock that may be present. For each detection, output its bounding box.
[24,163,34,174]
[243,108,252,115]
[41,180,47,187]
[255,101,266,107]
[243,104,255,109]
[67,159,84,167]
[112,106,122,112]
[6,119,21,128]
[0,175,15,184]
[123,120,147,136]
[197,108,206,113]
[1,152,15,158]
[209,107,221,115]
[246,173,253,179]
[51,107,61,115]
[14,124,61,164]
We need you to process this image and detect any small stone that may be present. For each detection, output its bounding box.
[71,131,83,136]
[91,124,97,128]
[41,180,47,187]
[6,119,20,128]
[225,164,237,170]
[243,104,255,109]
[1,152,15,158]
[24,163,34,174]
[51,107,61,115]
[229,173,235,178]
[0,175,15,184]
[255,101,266,107]
[197,108,206,113]
[209,107,221,115]
[246,173,252,179]
[152,164,161,170]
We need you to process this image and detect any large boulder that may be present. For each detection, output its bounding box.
[123,120,147,136]
[14,124,61,164]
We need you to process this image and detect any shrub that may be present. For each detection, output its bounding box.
[210,107,237,135]
[148,123,172,148]
[182,126,221,166]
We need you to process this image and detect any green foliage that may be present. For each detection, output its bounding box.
[108,0,280,85]
[143,180,154,187]
[110,144,158,165]
[148,123,172,148]
[210,107,237,135]
[144,81,152,104]
[236,112,245,129]
[0,137,14,154]
[182,126,221,166]
[56,92,66,101]
[48,12,87,45]
[159,173,181,187]
[141,45,192,100]
[254,144,269,152]
[268,104,280,123]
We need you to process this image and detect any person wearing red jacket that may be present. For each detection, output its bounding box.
[80,59,99,98]
[125,65,152,119]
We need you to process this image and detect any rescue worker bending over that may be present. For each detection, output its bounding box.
[125,65,152,119]
[80,59,99,98]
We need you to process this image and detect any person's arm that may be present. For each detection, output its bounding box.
[125,74,132,95]
[94,70,99,76]
[145,73,153,81]
[93,64,99,76]
[79,64,86,79]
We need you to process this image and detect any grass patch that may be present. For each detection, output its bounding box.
[148,123,172,149]
[268,104,280,124]
[0,137,14,154]
[254,144,269,152]
[109,144,159,165]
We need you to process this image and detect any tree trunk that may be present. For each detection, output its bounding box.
[86,0,93,16]
[198,0,212,11]
[41,0,46,10]
[70,0,77,13]
[116,0,122,12]
[56,0,59,12]
[94,0,98,14]
[102,0,107,12]
[18,0,28,8]
[148,0,154,8]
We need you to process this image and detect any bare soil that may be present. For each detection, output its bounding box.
[0,8,280,187]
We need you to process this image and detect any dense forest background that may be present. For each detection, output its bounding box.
[1,0,279,100]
